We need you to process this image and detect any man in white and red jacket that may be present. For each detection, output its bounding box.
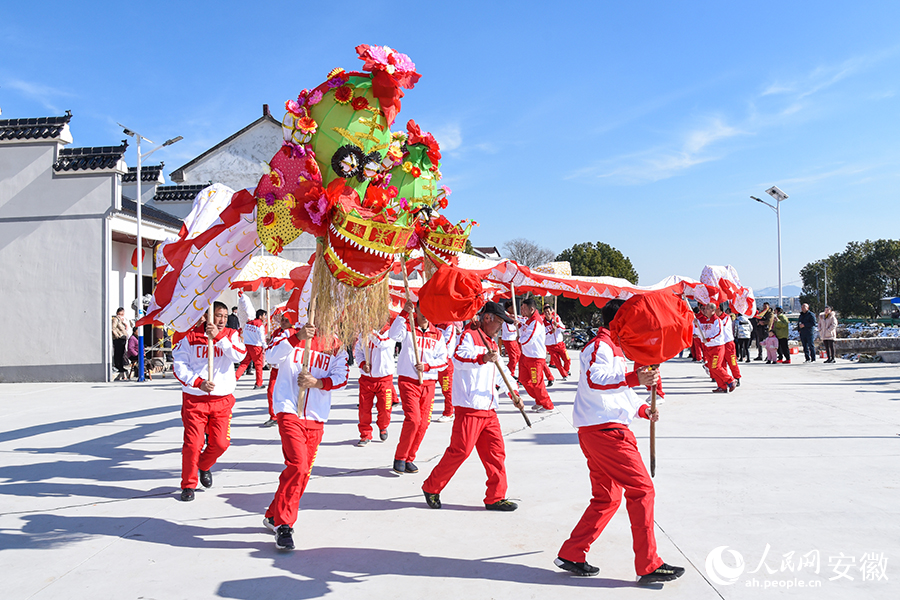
[172,301,246,502]
[353,321,398,446]
[717,304,741,385]
[501,301,521,379]
[698,303,736,393]
[555,299,684,585]
[518,298,554,411]
[262,314,294,428]
[543,305,571,379]
[262,322,349,551]
[388,300,449,475]
[235,308,268,389]
[434,321,461,423]
[422,302,524,512]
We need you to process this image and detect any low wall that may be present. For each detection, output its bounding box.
[832,337,900,354]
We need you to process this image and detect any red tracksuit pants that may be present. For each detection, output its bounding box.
[438,362,454,417]
[543,357,555,382]
[548,342,571,377]
[519,356,554,409]
[235,344,264,386]
[558,425,664,576]
[691,337,703,361]
[395,376,436,462]
[704,344,734,389]
[423,407,508,504]
[265,413,324,527]
[358,374,394,440]
[503,340,521,380]
[266,368,278,420]
[724,341,741,380]
[180,392,234,489]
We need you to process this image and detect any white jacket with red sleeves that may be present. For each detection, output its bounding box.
[353,329,397,378]
[388,314,448,381]
[452,325,513,410]
[500,320,518,342]
[518,312,547,358]
[243,317,267,347]
[173,326,246,397]
[698,313,728,347]
[266,334,349,422]
[573,329,650,428]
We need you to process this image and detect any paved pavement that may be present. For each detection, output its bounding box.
[1,352,897,599]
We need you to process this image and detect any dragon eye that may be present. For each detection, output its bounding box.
[331,145,366,179]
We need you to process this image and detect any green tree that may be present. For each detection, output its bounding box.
[463,239,475,255]
[554,242,639,326]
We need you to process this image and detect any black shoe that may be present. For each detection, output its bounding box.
[261,418,277,428]
[754,356,763,361]
[638,563,685,585]
[424,491,442,509]
[735,379,741,387]
[253,384,265,390]
[712,387,728,393]
[554,557,599,577]
[405,461,418,474]
[546,380,554,387]
[180,488,195,502]
[263,516,276,533]
[379,430,388,441]
[392,459,406,475]
[275,525,295,550]
[356,438,369,447]
[485,499,518,511]
[199,470,213,488]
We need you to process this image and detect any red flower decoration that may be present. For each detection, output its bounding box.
[438,198,448,209]
[351,96,369,111]
[334,85,353,104]
[406,119,442,165]
[262,212,276,227]
[386,185,399,198]
[410,166,421,178]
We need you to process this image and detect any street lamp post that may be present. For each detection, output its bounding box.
[118,124,182,381]
[751,186,789,309]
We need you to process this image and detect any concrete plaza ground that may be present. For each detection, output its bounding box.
[1,352,897,599]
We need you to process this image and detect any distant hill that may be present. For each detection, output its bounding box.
[755,285,803,297]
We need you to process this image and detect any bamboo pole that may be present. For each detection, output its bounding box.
[475,326,531,428]
[649,368,658,477]
[207,304,215,381]
[400,255,424,384]
[298,242,323,416]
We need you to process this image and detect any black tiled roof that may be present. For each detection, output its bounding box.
[121,197,184,229]
[122,163,164,183]
[54,141,129,172]
[0,111,72,141]
[153,184,210,202]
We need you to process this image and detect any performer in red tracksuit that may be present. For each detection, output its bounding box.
[353,322,398,445]
[263,315,294,427]
[434,322,460,422]
[690,307,704,362]
[235,309,268,388]
[172,301,246,502]
[262,322,349,551]
[518,298,554,411]
[718,305,742,385]
[388,300,449,475]
[555,299,684,585]
[501,301,521,379]
[543,305,571,379]
[422,302,524,512]
[698,303,736,393]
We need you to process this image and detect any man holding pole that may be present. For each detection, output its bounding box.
[501,300,522,379]
[543,305,571,380]
[388,300,449,475]
[262,322,349,551]
[172,301,246,502]
[235,308,268,389]
[422,302,524,511]
[353,321,398,446]
[555,299,684,584]
[518,298,555,412]
[434,321,460,423]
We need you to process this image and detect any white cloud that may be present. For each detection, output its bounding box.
[431,123,462,152]
[4,78,73,113]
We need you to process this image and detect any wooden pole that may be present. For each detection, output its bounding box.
[475,327,531,428]
[207,304,214,381]
[400,255,424,384]
[649,368,658,477]
[298,241,323,416]
[511,282,520,338]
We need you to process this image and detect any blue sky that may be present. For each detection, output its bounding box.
[3,2,900,292]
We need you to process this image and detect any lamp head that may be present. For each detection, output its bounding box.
[766,186,788,201]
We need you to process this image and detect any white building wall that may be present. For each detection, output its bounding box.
[177,120,281,191]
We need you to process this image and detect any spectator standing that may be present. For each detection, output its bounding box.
[754,303,774,360]
[733,312,752,363]
[772,307,791,363]
[112,308,130,380]
[227,306,241,331]
[797,303,817,362]
[817,306,838,363]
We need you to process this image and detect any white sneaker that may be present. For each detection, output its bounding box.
[435,414,454,423]
[530,405,548,413]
